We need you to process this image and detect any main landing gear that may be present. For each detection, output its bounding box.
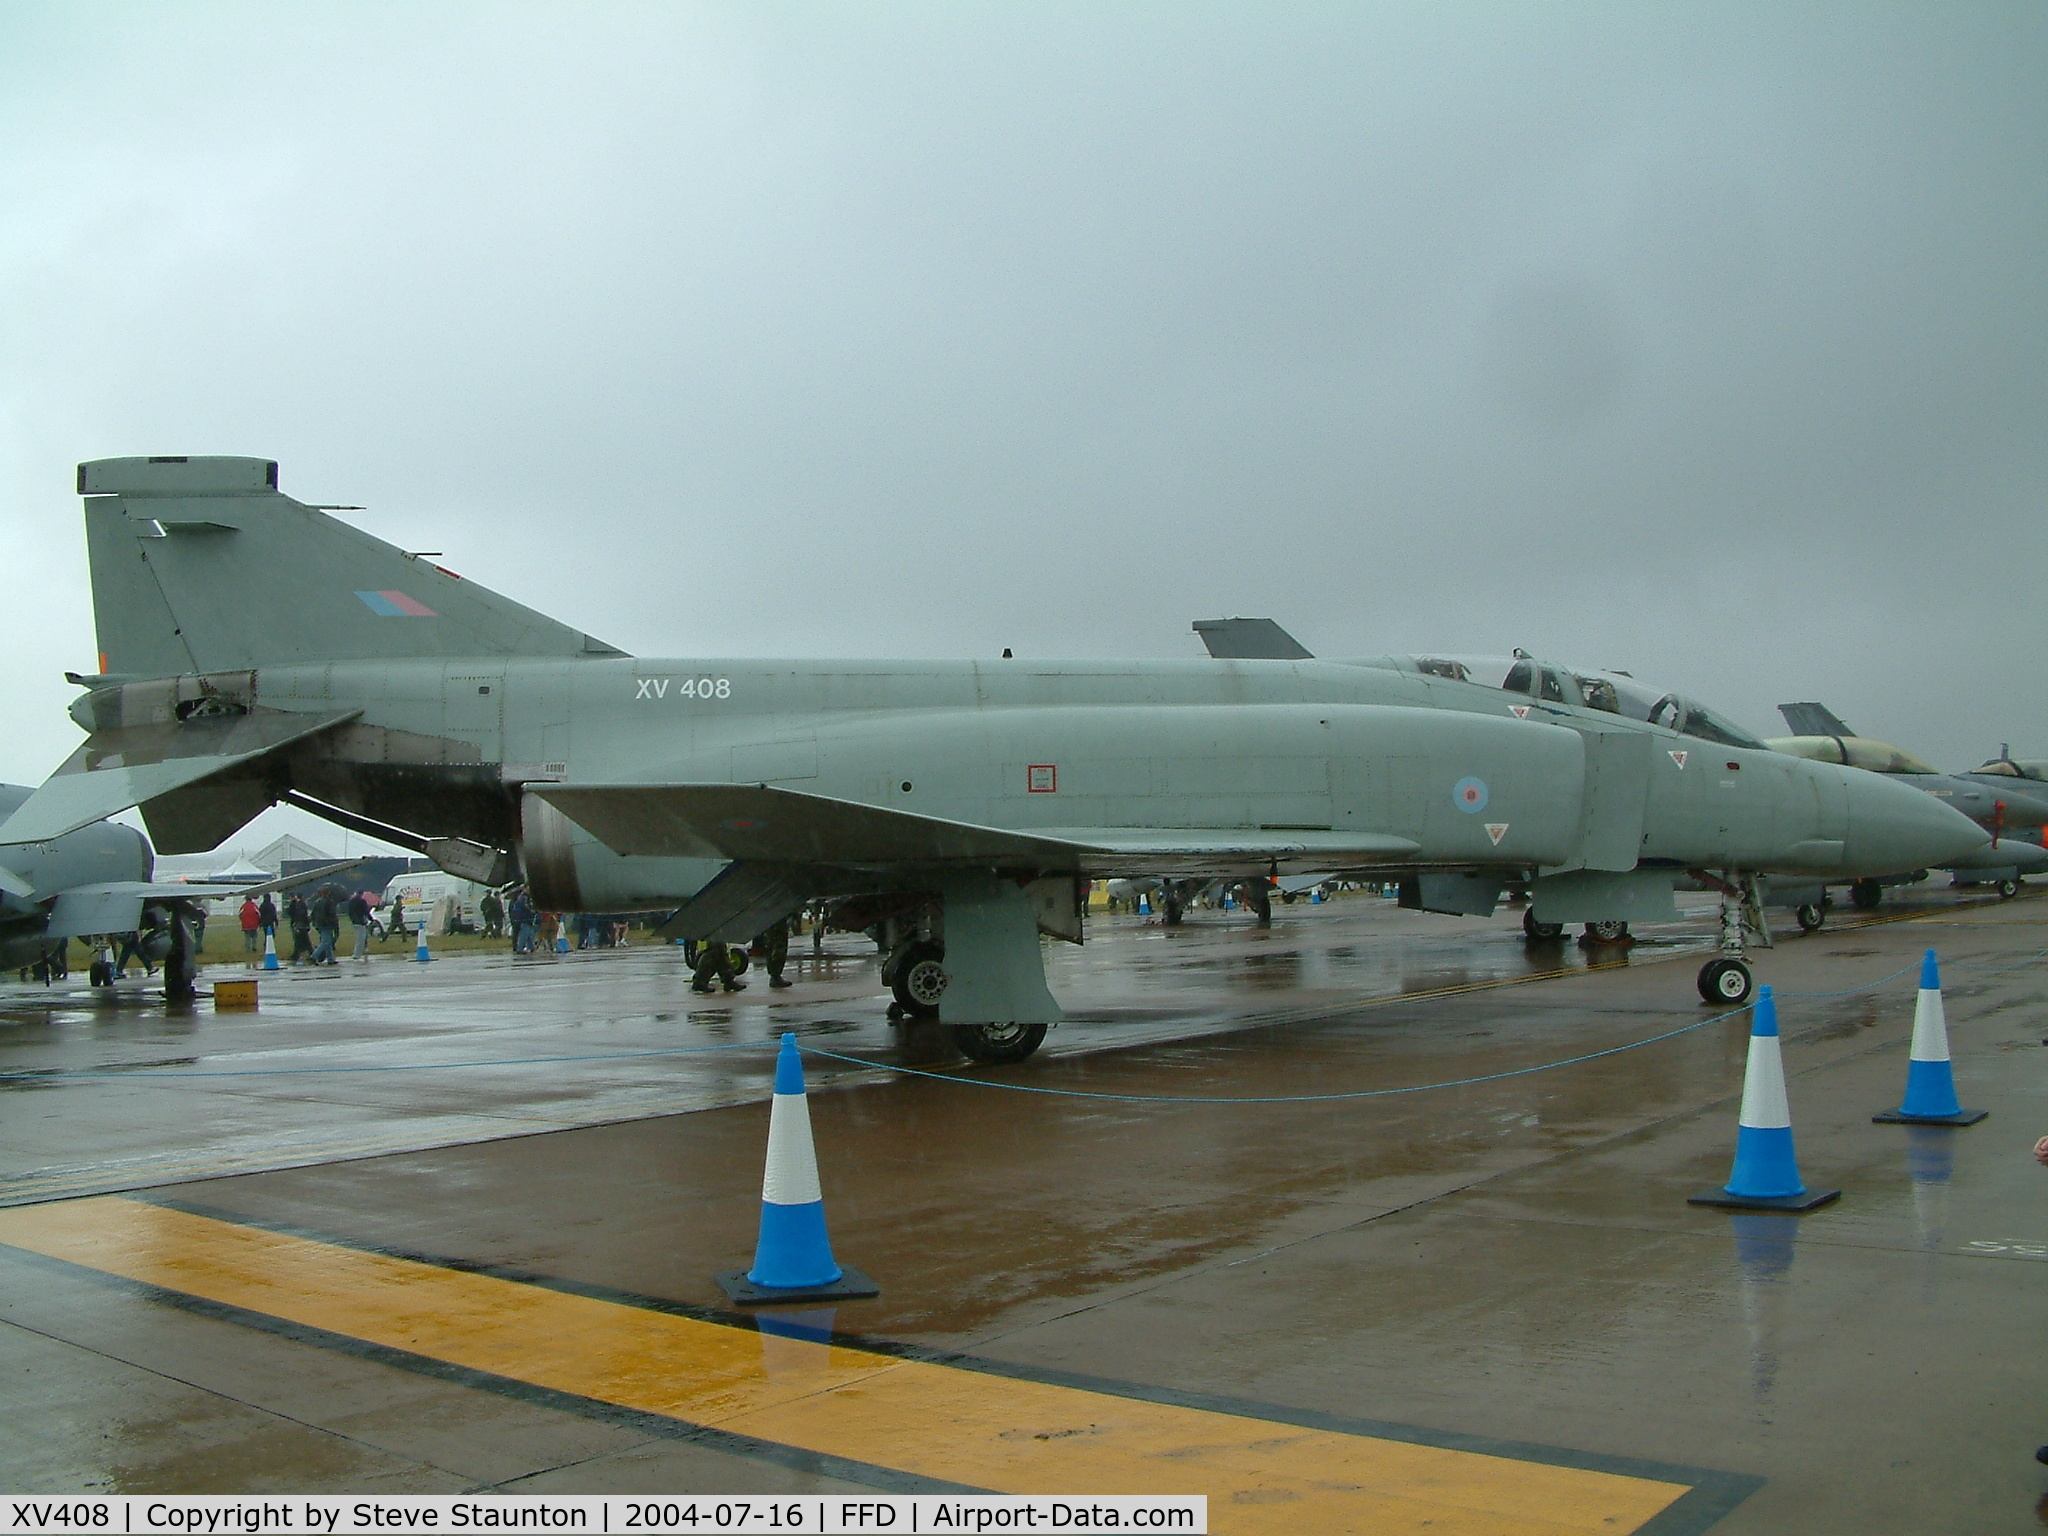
[1691,870,1770,1006]
[882,935,1050,1064]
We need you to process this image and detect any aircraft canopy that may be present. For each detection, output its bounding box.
[1399,655,1768,750]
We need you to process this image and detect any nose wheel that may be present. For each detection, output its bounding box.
[1697,957,1754,1005]
[1690,868,1770,1008]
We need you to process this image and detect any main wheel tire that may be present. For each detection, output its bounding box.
[1850,878,1883,911]
[1162,896,1183,926]
[88,959,112,987]
[1698,957,1754,1005]
[891,942,948,1019]
[1794,903,1825,933]
[951,1021,1048,1064]
[1997,878,2020,899]
[1523,910,1565,942]
[1585,919,1630,944]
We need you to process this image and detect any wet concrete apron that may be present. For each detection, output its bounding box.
[3,893,2045,1530]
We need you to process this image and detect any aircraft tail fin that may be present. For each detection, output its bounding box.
[1777,701,1854,738]
[1193,617,1314,660]
[79,457,625,679]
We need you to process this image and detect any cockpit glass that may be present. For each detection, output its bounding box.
[1400,655,1766,748]
[1975,758,2048,782]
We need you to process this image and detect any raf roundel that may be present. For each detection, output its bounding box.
[1452,776,1489,814]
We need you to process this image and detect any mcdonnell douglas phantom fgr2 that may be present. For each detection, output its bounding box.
[0,458,1987,1056]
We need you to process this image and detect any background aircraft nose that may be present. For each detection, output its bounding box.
[1842,771,1988,875]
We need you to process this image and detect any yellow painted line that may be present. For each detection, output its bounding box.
[0,1196,1691,1533]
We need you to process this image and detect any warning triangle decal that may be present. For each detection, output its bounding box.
[1485,823,1509,845]
[1509,705,1530,719]
[1669,750,1688,769]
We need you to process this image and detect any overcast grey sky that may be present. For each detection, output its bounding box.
[4,3,2045,851]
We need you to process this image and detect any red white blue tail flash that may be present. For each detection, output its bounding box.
[715,1033,879,1305]
[1690,987,1841,1212]
[1873,950,1986,1126]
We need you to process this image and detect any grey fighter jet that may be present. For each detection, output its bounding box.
[0,457,1986,1051]
[0,785,208,996]
[1767,703,2048,908]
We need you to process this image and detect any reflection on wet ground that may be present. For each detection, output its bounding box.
[0,892,1730,1204]
[5,885,2048,1526]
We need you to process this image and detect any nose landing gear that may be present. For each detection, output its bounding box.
[1690,870,1770,1006]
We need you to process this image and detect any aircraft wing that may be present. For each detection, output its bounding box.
[0,861,33,900]
[532,783,1421,878]
[0,708,361,846]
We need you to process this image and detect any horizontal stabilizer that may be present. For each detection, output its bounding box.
[1778,701,1853,738]
[534,782,1425,878]
[1193,617,1314,660]
[42,882,201,939]
[0,709,359,846]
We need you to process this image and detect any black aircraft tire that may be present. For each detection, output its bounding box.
[1162,896,1183,926]
[1585,920,1630,944]
[1522,910,1565,942]
[1998,879,2020,900]
[891,942,947,1019]
[951,1022,1048,1064]
[1698,958,1754,1006]
[1850,879,1884,911]
[89,959,111,987]
[1795,904,1826,933]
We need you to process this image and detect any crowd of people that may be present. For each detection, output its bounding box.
[214,881,808,997]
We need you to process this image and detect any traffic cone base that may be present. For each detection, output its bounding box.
[1689,1185,1842,1213]
[1874,950,1983,1126]
[714,1263,881,1307]
[1873,1106,1988,1127]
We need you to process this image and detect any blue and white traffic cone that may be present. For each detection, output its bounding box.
[414,923,432,963]
[1690,986,1841,1212]
[715,1033,878,1305]
[1874,950,1986,1126]
[261,929,280,971]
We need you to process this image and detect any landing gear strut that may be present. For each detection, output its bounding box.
[1691,870,1769,1006]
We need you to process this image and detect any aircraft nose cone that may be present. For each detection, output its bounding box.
[1842,772,1988,875]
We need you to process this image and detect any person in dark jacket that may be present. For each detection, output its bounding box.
[348,891,374,960]
[479,889,505,939]
[309,889,340,966]
[285,892,313,965]
[258,894,278,944]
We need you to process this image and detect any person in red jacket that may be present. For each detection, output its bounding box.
[239,897,262,956]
